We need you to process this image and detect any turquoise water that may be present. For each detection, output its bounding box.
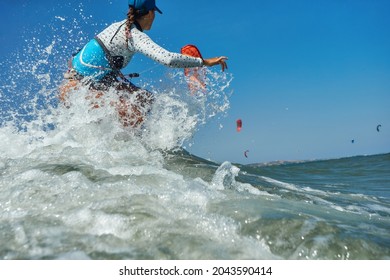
[0,122,389,260]
[238,153,390,259]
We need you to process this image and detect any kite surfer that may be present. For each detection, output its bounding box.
[60,0,228,127]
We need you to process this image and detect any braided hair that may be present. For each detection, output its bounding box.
[125,6,136,37]
[126,5,150,34]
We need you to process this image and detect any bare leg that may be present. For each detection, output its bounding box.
[114,83,154,128]
[59,72,154,128]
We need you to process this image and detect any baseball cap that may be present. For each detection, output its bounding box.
[128,0,162,14]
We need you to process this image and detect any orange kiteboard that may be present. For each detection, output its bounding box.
[180,44,206,93]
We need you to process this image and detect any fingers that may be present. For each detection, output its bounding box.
[204,56,228,72]
[217,56,228,72]
[219,57,228,72]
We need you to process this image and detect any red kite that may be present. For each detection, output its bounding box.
[236,119,242,132]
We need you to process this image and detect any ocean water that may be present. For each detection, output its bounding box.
[0,114,389,260]
[1,80,389,260]
[1,8,389,260]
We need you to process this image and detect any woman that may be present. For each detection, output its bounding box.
[60,0,228,127]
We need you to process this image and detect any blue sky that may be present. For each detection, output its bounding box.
[1,0,389,164]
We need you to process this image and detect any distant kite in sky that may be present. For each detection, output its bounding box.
[244,150,249,158]
[236,119,242,132]
[377,124,382,132]
[351,139,355,144]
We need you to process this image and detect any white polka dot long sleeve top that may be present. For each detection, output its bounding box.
[97,20,203,70]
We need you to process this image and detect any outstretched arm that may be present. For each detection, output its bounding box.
[131,29,204,68]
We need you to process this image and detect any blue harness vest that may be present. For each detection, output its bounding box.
[72,39,112,81]
[72,21,140,82]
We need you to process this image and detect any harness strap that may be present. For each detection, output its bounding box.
[110,22,127,44]
[94,36,139,84]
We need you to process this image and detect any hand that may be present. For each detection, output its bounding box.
[203,56,228,72]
